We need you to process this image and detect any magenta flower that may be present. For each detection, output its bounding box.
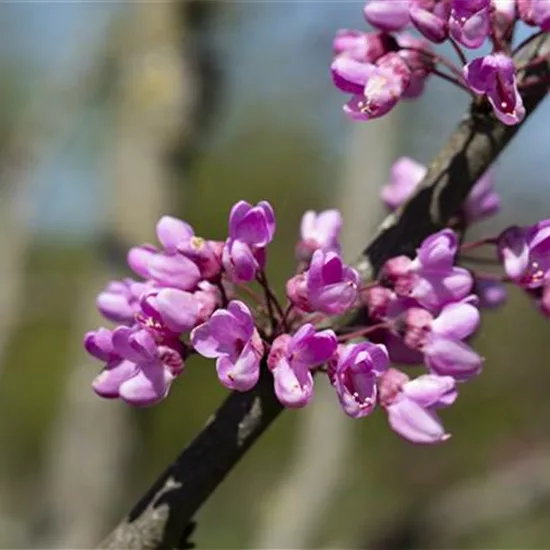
[395,33,433,98]
[191,300,264,391]
[139,288,200,335]
[96,278,150,324]
[409,0,450,43]
[194,281,222,323]
[423,301,483,379]
[497,221,550,288]
[88,326,184,407]
[449,0,490,49]
[491,0,516,34]
[518,0,550,28]
[333,30,391,63]
[382,156,499,222]
[379,368,457,444]
[156,215,194,251]
[381,156,427,210]
[229,200,275,248]
[297,209,343,260]
[267,324,337,408]
[286,273,312,312]
[363,0,411,32]
[342,53,411,121]
[475,278,507,309]
[222,238,264,283]
[464,53,525,126]
[127,245,202,290]
[307,249,360,315]
[329,342,389,418]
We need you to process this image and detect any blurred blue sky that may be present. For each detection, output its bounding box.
[1,2,548,238]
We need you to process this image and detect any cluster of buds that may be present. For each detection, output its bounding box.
[332,0,549,124]
[84,151,550,445]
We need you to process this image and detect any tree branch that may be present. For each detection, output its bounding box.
[98,34,550,550]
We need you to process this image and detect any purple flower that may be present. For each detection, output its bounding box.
[395,33,433,98]
[267,324,337,408]
[156,215,194,251]
[449,0,491,49]
[139,288,200,335]
[491,0,516,35]
[329,342,389,418]
[343,53,411,121]
[382,156,499,222]
[475,278,508,309]
[194,281,222,323]
[297,209,343,260]
[463,171,500,222]
[127,245,202,290]
[307,250,360,315]
[381,156,427,210]
[363,0,411,32]
[379,368,457,444]
[404,230,474,310]
[423,301,483,379]
[229,200,276,248]
[286,273,312,312]
[333,30,391,63]
[222,239,264,283]
[88,326,184,407]
[96,278,151,324]
[533,0,550,29]
[497,221,550,288]
[464,53,525,126]
[409,0,450,43]
[191,300,264,391]
[517,0,550,27]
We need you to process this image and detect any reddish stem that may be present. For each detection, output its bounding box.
[460,237,497,252]
[337,323,389,342]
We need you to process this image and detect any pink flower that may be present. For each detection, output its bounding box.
[156,215,194,251]
[286,273,312,312]
[267,324,337,408]
[363,0,412,32]
[422,301,483,380]
[329,342,389,418]
[379,368,457,444]
[342,53,412,121]
[307,250,360,315]
[464,53,525,126]
[139,288,201,335]
[395,33,433,98]
[96,278,151,324]
[87,326,184,407]
[191,300,264,391]
[449,0,491,49]
[497,221,550,288]
[127,245,202,290]
[333,30,392,63]
[297,209,343,260]
[222,239,264,283]
[475,278,507,309]
[518,0,550,28]
[382,156,499,222]
[228,200,276,248]
[491,0,516,35]
[409,0,450,43]
[382,230,473,311]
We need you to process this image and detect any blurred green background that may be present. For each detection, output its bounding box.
[0,2,550,548]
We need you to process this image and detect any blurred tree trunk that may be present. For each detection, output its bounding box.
[35,2,216,547]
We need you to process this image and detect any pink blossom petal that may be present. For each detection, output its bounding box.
[118,362,175,407]
[92,359,139,399]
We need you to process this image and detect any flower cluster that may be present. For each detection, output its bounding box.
[86,192,499,445]
[331,0,548,125]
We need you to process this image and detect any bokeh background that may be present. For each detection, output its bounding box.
[1,2,550,548]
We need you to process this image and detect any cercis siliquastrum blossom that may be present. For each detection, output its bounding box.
[87,182,529,445]
[331,0,546,125]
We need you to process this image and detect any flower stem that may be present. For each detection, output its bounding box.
[449,38,468,67]
[337,323,389,342]
[460,237,497,252]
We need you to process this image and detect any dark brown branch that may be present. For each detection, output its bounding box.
[98,34,550,550]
